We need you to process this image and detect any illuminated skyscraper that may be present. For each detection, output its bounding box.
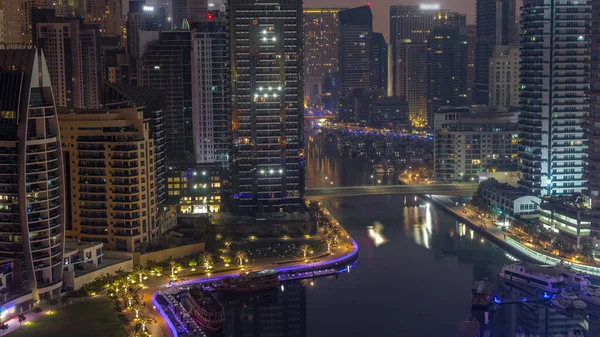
[389,4,440,97]
[0,49,66,301]
[426,13,468,125]
[303,8,342,108]
[229,0,305,213]
[586,0,600,209]
[519,0,590,196]
[338,5,372,98]
[192,18,229,167]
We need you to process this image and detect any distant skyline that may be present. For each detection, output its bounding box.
[304,0,477,42]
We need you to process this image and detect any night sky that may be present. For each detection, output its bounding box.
[303,0,477,42]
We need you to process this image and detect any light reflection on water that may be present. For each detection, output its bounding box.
[251,125,596,337]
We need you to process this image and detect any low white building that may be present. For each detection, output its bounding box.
[476,178,541,219]
[62,240,132,291]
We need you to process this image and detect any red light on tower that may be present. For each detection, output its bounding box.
[207,12,214,20]
[367,2,371,6]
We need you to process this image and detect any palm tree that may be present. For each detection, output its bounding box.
[151,266,163,276]
[324,235,334,253]
[200,252,214,270]
[221,255,232,267]
[235,251,248,267]
[18,313,26,327]
[299,244,310,259]
[0,322,8,336]
[188,260,198,271]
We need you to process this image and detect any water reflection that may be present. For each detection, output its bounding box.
[221,282,307,337]
[367,222,388,247]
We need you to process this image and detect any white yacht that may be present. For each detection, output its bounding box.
[560,290,587,310]
[579,285,600,305]
[553,262,590,289]
[499,263,567,293]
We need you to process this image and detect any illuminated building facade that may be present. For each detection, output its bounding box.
[229,0,305,213]
[389,4,441,97]
[426,14,468,126]
[338,5,373,98]
[166,165,223,214]
[192,19,229,167]
[519,0,590,196]
[58,107,160,252]
[588,0,600,210]
[0,49,66,301]
[303,8,342,108]
[434,107,519,183]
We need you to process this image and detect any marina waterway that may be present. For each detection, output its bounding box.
[214,126,597,337]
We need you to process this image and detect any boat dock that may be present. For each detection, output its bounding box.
[278,268,339,282]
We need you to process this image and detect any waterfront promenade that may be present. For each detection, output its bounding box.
[428,194,600,277]
[142,203,358,337]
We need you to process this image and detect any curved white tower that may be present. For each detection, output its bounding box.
[0,49,65,301]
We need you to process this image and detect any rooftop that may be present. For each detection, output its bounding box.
[65,240,103,252]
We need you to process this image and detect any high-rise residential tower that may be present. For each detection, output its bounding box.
[228,0,305,213]
[140,31,193,163]
[489,44,519,108]
[586,0,600,209]
[192,19,229,167]
[83,0,123,37]
[0,49,66,301]
[126,1,169,59]
[338,5,372,98]
[389,4,440,97]
[36,15,102,109]
[519,0,590,196]
[303,8,342,108]
[58,107,161,252]
[426,12,468,125]
[474,0,517,104]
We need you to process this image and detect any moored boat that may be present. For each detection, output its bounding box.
[214,269,279,294]
[472,279,493,307]
[186,288,225,331]
[499,262,567,293]
[579,285,600,305]
[560,290,587,310]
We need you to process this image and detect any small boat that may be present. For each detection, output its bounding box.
[552,297,574,310]
[186,289,225,331]
[499,263,567,293]
[579,285,600,305]
[372,164,385,174]
[560,290,587,309]
[472,279,494,307]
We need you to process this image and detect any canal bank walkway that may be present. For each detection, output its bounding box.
[427,194,600,277]
[142,202,358,337]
